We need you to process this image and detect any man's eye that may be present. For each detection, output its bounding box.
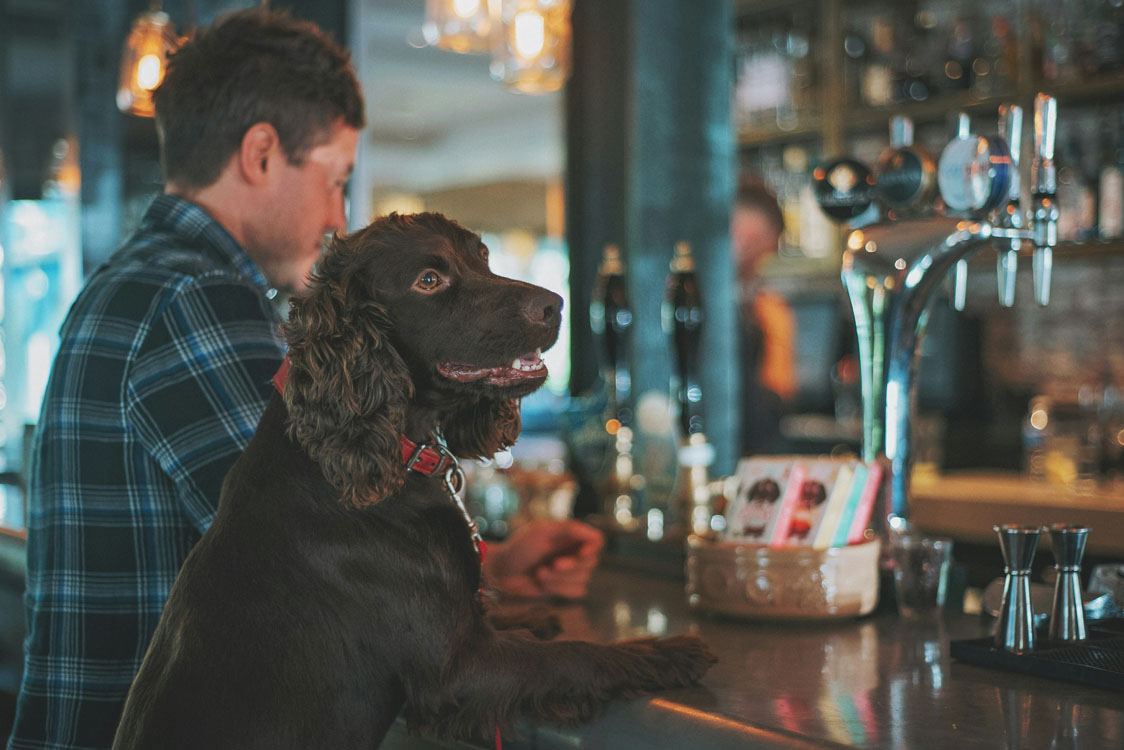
[415,271,442,291]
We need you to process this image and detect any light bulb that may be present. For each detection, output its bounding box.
[513,10,545,59]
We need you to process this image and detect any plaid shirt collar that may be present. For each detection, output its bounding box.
[141,193,277,297]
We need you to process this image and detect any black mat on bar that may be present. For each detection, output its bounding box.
[951,619,1124,692]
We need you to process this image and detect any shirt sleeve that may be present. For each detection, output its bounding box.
[125,273,285,532]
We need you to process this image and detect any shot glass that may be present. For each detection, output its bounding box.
[891,534,954,618]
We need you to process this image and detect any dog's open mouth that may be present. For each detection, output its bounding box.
[437,349,548,385]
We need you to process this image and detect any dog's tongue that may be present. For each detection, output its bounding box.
[438,350,546,384]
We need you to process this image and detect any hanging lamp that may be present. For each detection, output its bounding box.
[423,0,496,54]
[489,0,571,94]
[116,2,181,117]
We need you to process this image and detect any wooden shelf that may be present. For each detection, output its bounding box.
[843,91,1016,134]
[1037,71,1124,106]
[737,120,822,148]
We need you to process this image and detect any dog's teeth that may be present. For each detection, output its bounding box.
[535,348,541,357]
[512,359,521,370]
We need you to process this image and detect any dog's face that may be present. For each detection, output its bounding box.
[281,212,564,505]
[362,216,563,401]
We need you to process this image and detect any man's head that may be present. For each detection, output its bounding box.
[154,8,365,292]
[732,176,784,281]
[155,8,364,191]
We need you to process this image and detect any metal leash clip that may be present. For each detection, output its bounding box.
[443,460,466,498]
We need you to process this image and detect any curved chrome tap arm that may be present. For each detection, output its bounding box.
[840,95,1058,527]
[843,219,1034,520]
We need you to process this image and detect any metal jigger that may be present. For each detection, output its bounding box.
[1048,524,1090,642]
[994,525,1044,653]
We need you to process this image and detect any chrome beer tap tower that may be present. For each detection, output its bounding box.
[839,94,1059,528]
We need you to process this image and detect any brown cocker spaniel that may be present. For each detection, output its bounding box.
[113,212,715,749]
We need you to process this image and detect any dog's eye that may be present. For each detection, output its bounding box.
[414,270,442,291]
[479,247,489,263]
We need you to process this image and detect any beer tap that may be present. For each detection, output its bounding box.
[945,112,975,312]
[995,104,1024,308]
[1031,94,1058,306]
[838,94,1059,525]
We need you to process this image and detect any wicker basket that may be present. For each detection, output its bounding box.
[686,536,881,620]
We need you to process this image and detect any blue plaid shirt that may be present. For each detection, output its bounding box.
[9,195,286,750]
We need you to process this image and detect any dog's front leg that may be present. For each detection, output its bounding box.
[486,604,561,640]
[404,626,715,742]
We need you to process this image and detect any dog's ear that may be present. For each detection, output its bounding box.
[441,397,522,461]
[281,249,413,507]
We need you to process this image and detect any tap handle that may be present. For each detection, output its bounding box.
[952,258,968,311]
[1032,94,1058,307]
[999,104,1023,201]
[997,249,1018,308]
[890,115,915,148]
[1033,94,1057,167]
[956,111,972,140]
[995,104,1024,308]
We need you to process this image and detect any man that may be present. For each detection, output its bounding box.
[732,176,796,455]
[9,9,599,749]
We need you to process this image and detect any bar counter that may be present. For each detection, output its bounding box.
[387,564,1124,750]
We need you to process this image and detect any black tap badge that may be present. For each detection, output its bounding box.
[814,159,877,223]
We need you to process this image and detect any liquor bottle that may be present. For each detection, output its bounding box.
[786,13,815,122]
[779,145,809,254]
[972,15,1017,99]
[862,15,895,107]
[1099,113,1124,241]
[899,12,937,103]
[842,23,869,107]
[590,244,633,425]
[943,15,975,91]
[1041,4,1077,83]
[1092,0,1124,74]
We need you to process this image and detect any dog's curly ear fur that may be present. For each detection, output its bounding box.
[281,240,413,507]
[441,397,522,461]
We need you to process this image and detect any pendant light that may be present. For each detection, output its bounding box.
[116,2,181,117]
[489,0,571,94]
[423,0,496,54]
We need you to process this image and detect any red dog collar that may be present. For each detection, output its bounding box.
[273,358,290,393]
[400,436,457,477]
[272,359,454,478]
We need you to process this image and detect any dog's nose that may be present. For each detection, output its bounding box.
[524,289,564,327]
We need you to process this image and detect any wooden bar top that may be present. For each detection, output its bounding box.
[387,563,1124,749]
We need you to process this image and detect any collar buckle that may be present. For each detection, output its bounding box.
[402,437,456,477]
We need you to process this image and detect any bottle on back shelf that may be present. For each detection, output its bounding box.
[1098,111,1124,241]
[943,14,976,92]
[862,15,895,107]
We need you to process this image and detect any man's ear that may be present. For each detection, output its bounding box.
[238,122,281,186]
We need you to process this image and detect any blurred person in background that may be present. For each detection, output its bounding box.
[732,176,797,455]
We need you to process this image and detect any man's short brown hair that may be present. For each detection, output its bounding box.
[154,7,365,190]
